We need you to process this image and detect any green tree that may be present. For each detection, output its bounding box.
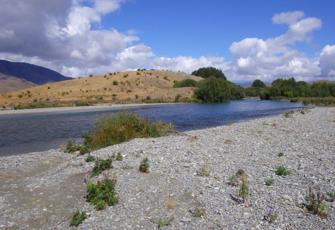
[251,79,266,88]
[192,67,227,80]
[194,76,243,103]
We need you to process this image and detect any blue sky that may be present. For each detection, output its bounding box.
[104,0,335,58]
[0,0,334,82]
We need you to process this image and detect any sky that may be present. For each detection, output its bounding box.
[0,0,334,83]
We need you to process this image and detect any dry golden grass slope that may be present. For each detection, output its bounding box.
[0,74,36,94]
[0,70,201,108]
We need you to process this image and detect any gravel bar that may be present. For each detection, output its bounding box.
[0,107,334,229]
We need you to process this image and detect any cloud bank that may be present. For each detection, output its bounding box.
[0,1,334,83]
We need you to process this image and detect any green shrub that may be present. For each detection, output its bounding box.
[70,210,87,226]
[115,152,123,161]
[275,166,290,176]
[85,155,95,162]
[265,178,274,186]
[277,152,284,157]
[91,158,113,177]
[173,79,197,88]
[83,113,173,150]
[86,178,119,210]
[113,81,118,85]
[139,157,150,173]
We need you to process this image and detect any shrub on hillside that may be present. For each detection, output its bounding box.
[173,79,198,88]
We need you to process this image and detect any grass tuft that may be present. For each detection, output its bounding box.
[265,178,274,186]
[306,187,328,218]
[139,157,150,173]
[275,166,290,176]
[70,210,87,226]
[196,162,210,177]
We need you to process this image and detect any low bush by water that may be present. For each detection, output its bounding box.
[83,113,174,151]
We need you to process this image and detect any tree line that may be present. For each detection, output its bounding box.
[174,67,335,104]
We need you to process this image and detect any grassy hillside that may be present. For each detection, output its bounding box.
[0,70,201,109]
[0,74,36,94]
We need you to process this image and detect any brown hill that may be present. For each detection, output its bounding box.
[0,74,36,94]
[0,70,201,109]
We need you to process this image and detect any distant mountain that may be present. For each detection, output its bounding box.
[0,59,70,85]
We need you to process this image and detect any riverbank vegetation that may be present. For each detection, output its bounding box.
[81,113,174,151]
[245,78,335,105]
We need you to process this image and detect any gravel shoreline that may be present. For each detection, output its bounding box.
[0,102,180,116]
[1,107,334,229]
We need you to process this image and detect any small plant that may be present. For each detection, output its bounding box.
[263,208,277,223]
[153,218,171,228]
[239,179,249,201]
[305,187,328,218]
[277,152,284,157]
[85,155,95,162]
[115,152,123,161]
[326,192,335,202]
[190,207,206,218]
[70,210,87,226]
[65,140,82,153]
[265,178,274,186]
[91,158,113,177]
[139,157,150,173]
[228,175,239,186]
[275,166,290,176]
[113,80,118,85]
[196,162,210,177]
[86,178,119,210]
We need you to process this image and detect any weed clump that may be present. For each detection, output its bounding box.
[275,166,290,176]
[70,210,87,226]
[115,152,123,161]
[85,155,95,162]
[86,178,118,210]
[91,158,112,177]
[196,162,210,177]
[65,140,89,154]
[305,187,328,218]
[265,178,274,186]
[153,218,171,228]
[83,113,173,150]
[190,207,206,218]
[139,157,150,173]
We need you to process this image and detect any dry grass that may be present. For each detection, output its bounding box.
[0,70,201,108]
